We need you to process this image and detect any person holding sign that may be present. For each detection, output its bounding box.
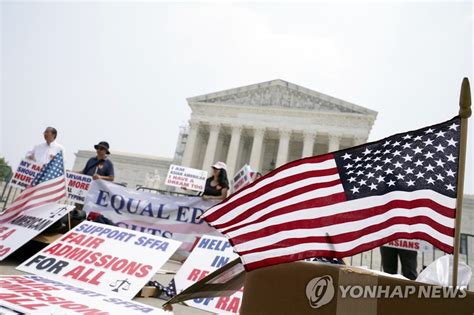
[26,127,65,166]
[80,141,115,181]
[202,161,229,200]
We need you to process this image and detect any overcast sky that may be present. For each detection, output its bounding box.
[1,1,473,193]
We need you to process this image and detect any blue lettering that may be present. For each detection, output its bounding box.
[96,190,109,207]
[111,194,125,212]
[176,206,190,223]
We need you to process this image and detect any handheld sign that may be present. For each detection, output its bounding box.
[384,238,432,252]
[0,275,168,314]
[0,203,74,261]
[165,164,207,192]
[8,159,43,190]
[17,221,181,300]
[232,165,253,192]
[66,171,93,204]
[173,235,242,314]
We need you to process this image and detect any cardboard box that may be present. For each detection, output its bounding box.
[240,261,474,315]
[137,286,160,298]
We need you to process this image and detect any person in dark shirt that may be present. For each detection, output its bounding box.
[81,141,115,181]
[202,161,229,200]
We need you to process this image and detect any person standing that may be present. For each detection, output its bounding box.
[202,161,229,200]
[81,141,115,181]
[380,246,418,280]
[26,127,65,166]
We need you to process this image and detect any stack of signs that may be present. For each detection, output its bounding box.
[8,159,42,190]
[0,204,74,261]
[165,165,207,192]
[0,275,168,314]
[384,239,433,252]
[65,171,93,204]
[173,235,242,314]
[232,165,252,192]
[17,221,182,300]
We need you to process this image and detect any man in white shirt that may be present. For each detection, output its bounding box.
[26,127,65,166]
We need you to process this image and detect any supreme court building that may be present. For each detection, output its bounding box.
[177,79,378,177]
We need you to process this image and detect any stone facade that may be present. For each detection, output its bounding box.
[178,79,378,177]
[72,150,172,190]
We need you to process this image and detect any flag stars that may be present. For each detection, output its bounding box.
[374,165,383,171]
[356,170,365,176]
[446,169,455,177]
[445,183,455,191]
[383,141,391,147]
[435,159,445,167]
[415,171,425,179]
[376,175,384,183]
[436,174,445,181]
[406,180,415,187]
[385,168,394,175]
[387,180,396,187]
[435,144,446,152]
[369,183,378,190]
[425,164,435,172]
[435,130,446,138]
[446,138,457,147]
[402,154,413,162]
[402,134,412,140]
[426,177,435,185]
[424,128,434,134]
[449,123,459,130]
[393,161,403,168]
[413,147,423,154]
[362,148,372,155]
[405,167,414,175]
[392,141,401,147]
[366,172,375,178]
[424,151,434,159]
[402,143,411,150]
[414,160,424,167]
[413,136,423,141]
[348,177,357,183]
[396,173,405,180]
[342,153,352,160]
[423,139,434,146]
[354,157,362,163]
[383,157,392,164]
[350,187,360,194]
[446,154,456,162]
[358,179,367,186]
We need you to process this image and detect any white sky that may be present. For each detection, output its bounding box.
[1,1,473,193]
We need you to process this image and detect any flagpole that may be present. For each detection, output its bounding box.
[452,77,471,287]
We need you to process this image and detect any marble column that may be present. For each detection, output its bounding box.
[249,128,265,171]
[276,130,291,167]
[328,135,341,152]
[353,136,366,146]
[226,125,243,177]
[202,124,220,171]
[181,121,199,168]
[302,131,316,158]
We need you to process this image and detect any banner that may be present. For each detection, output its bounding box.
[165,164,207,192]
[8,159,42,190]
[66,171,93,204]
[173,235,242,314]
[0,203,74,261]
[232,164,253,192]
[384,239,433,252]
[17,221,181,300]
[83,180,220,259]
[0,275,167,314]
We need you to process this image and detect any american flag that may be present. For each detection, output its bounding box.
[201,117,460,271]
[0,152,66,224]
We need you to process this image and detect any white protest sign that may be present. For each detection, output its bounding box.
[8,159,42,190]
[165,164,207,192]
[0,203,74,261]
[232,164,253,192]
[66,171,93,204]
[0,275,168,314]
[384,239,432,252]
[173,235,242,314]
[83,180,220,260]
[17,221,182,300]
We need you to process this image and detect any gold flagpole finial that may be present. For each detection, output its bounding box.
[459,77,471,118]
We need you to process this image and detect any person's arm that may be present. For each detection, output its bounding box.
[26,145,36,161]
[93,160,114,181]
[93,174,114,181]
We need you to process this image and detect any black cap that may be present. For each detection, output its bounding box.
[94,141,110,154]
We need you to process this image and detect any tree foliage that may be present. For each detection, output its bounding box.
[0,157,12,180]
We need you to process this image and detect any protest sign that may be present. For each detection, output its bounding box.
[83,180,220,259]
[8,159,42,190]
[17,221,182,300]
[0,203,74,261]
[66,171,93,204]
[173,235,242,314]
[0,275,167,314]
[165,164,207,192]
[384,239,433,252]
[232,164,253,192]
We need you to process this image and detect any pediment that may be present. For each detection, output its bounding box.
[187,79,376,115]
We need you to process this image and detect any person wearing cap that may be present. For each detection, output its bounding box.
[26,126,65,166]
[202,161,229,200]
[80,141,115,181]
